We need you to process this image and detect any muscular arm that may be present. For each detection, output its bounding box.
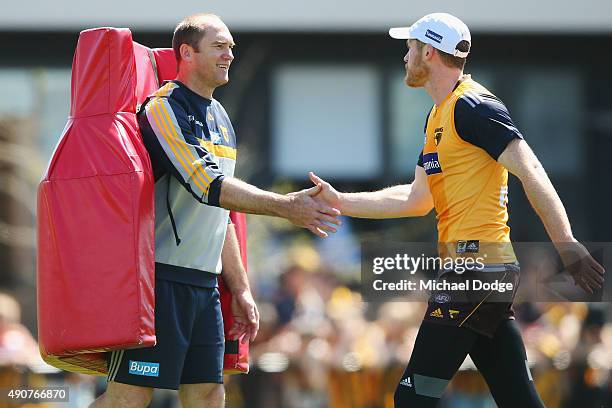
[219,177,293,219]
[454,94,572,243]
[139,95,339,238]
[498,139,604,292]
[310,166,433,219]
[498,139,573,243]
[218,177,340,237]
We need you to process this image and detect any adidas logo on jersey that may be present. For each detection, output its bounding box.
[467,241,479,252]
[430,308,444,318]
[457,240,479,253]
[400,377,413,387]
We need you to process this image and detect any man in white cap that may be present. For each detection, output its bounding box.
[309,12,604,408]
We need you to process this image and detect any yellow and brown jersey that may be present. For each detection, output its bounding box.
[417,76,522,263]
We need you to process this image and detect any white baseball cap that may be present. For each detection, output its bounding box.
[389,13,471,58]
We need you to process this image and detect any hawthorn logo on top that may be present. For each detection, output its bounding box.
[129,360,160,377]
[434,127,444,146]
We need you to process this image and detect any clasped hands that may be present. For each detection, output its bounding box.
[285,172,342,238]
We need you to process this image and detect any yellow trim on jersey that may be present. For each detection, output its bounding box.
[154,82,177,97]
[158,101,212,192]
[199,140,237,160]
[157,98,214,186]
[149,99,209,193]
[158,85,214,184]
[157,84,213,187]
[149,99,210,195]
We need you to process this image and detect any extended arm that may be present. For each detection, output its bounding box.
[139,96,340,237]
[219,178,340,237]
[309,166,433,219]
[498,139,604,292]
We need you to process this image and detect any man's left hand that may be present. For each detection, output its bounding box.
[559,241,605,294]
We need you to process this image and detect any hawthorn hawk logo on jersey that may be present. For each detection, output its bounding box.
[434,127,443,146]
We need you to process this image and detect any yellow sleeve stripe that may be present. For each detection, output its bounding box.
[156,86,213,184]
[153,99,212,192]
[149,99,210,195]
[149,99,208,194]
[199,141,237,160]
[156,98,214,186]
[154,87,213,188]
[154,82,175,97]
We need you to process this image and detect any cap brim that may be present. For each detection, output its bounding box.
[389,27,413,39]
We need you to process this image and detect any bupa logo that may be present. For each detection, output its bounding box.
[129,361,160,377]
[425,29,443,43]
[422,152,442,175]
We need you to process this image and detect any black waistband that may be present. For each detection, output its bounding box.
[155,262,218,288]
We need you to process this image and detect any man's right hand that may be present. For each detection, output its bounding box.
[309,172,342,209]
[217,176,341,237]
[286,183,341,238]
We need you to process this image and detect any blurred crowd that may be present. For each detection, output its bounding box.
[1,253,611,408]
[235,260,612,408]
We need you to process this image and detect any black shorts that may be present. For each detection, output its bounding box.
[107,278,224,389]
[424,264,520,337]
[394,319,545,408]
